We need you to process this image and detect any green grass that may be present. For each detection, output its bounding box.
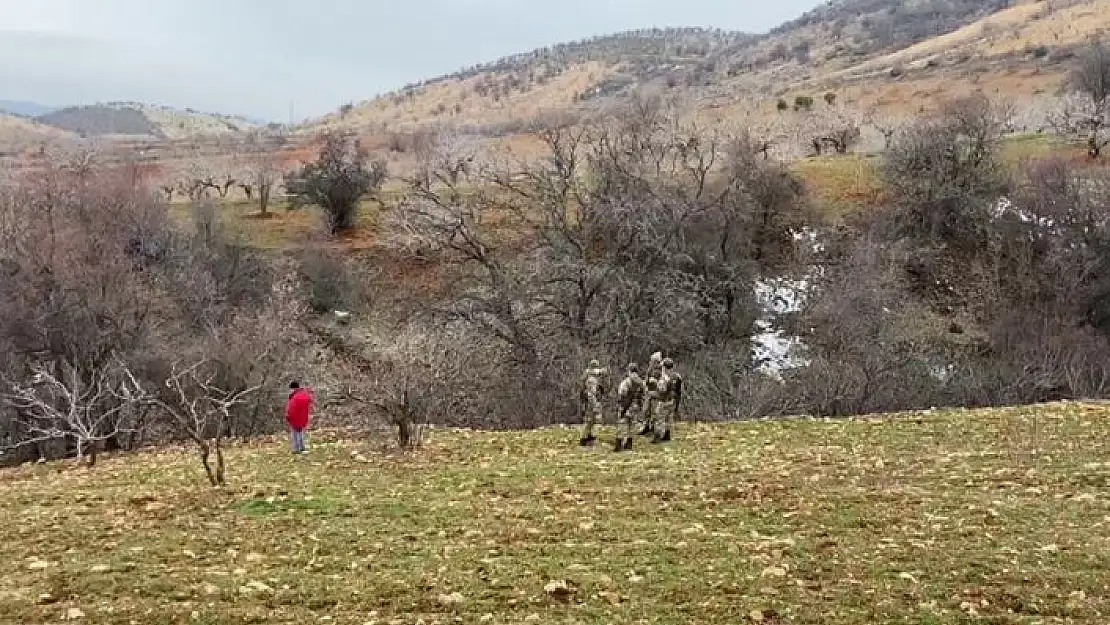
[999,133,1086,164]
[3,403,1109,624]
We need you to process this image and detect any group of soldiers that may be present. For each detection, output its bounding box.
[578,352,683,452]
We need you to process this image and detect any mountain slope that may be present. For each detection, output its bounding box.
[301,0,1099,139]
[0,113,76,155]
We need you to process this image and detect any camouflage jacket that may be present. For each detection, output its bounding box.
[618,372,646,403]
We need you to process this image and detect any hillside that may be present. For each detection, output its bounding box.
[3,403,1108,623]
[301,0,1104,140]
[0,113,76,156]
[34,102,262,140]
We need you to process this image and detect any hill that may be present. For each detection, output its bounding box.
[300,0,1106,141]
[35,102,262,140]
[0,99,58,118]
[0,113,77,156]
[2,402,1108,623]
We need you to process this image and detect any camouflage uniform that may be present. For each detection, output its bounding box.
[614,363,647,452]
[640,352,664,436]
[579,360,608,446]
[652,358,682,443]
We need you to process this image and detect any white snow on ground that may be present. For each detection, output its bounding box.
[752,276,812,376]
[750,227,822,376]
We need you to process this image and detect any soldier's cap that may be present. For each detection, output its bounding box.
[662,357,674,367]
[627,362,639,373]
[589,359,600,368]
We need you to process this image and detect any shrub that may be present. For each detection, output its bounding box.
[284,132,387,235]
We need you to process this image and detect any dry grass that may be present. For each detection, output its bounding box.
[309,62,614,135]
[791,154,885,221]
[0,114,76,155]
[2,402,1109,624]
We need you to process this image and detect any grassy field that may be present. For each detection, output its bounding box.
[2,403,1109,624]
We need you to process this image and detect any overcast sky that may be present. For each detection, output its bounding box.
[0,0,822,122]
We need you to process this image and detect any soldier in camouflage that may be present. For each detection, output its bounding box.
[640,351,664,436]
[614,362,647,452]
[651,357,683,443]
[579,359,609,446]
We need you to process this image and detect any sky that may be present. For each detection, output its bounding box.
[0,0,823,122]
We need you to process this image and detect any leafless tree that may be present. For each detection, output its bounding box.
[801,104,865,155]
[236,131,288,215]
[1,357,144,467]
[129,359,259,486]
[1053,39,1110,158]
[881,94,1010,251]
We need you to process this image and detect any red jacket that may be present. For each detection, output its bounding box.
[285,388,313,431]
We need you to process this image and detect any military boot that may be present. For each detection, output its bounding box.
[638,425,653,436]
[623,438,633,451]
[661,429,672,442]
[580,435,597,447]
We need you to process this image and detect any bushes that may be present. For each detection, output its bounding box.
[299,244,365,314]
[0,156,305,473]
[284,132,387,234]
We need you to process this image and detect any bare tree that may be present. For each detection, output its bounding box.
[868,108,907,150]
[1,357,143,467]
[799,103,864,155]
[236,131,288,216]
[129,360,259,486]
[882,94,1010,250]
[1051,39,1110,158]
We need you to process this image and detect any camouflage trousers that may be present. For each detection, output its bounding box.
[615,399,642,441]
[653,399,675,437]
[641,394,658,433]
[582,394,603,439]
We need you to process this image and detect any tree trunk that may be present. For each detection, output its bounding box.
[214,438,226,486]
[199,442,218,486]
[259,184,271,216]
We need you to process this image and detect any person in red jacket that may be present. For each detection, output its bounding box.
[285,381,313,454]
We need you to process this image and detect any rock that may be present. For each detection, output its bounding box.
[761,566,787,578]
[898,572,919,584]
[37,593,57,605]
[437,592,465,606]
[599,591,621,605]
[89,564,110,573]
[28,560,49,570]
[524,614,540,623]
[543,579,575,601]
[64,607,85,620]
[240,581,272,594]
